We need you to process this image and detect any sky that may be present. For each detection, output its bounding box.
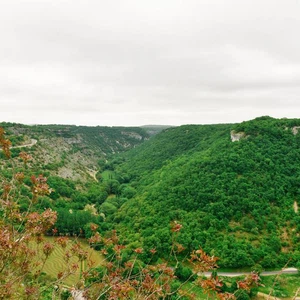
[1,0,300,126]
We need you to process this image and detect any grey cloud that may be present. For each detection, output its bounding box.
[1,0,300,126]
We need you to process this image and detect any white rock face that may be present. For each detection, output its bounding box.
[230,131,246,142]
[292,126,300,135]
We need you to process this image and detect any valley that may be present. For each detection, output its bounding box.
[1,116,300,299]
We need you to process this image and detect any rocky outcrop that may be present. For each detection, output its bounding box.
[230,130,246,142]
[121,131,143,140]
[292,126,300,135]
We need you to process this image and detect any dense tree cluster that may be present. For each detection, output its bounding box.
[109,117,300,268]
[1,127,264,299]
[1,117,300,296]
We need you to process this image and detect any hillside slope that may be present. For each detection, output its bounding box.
[110,117,300,268]
[0,122,156,239]
[0,122,150,182]
[2,117,300,270]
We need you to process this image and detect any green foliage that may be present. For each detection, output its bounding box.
[3,120,299,298]
[110,118,300,268]
[3,118,300,272]
[258,274,300,298]
[48,176,75,199]
[117,124,231,177]
[60,290,72,300]
[100,201,118,215]
[55,208,101,235]
[234,289,251,300]
[175,264,196,282]
[85,183,108,204]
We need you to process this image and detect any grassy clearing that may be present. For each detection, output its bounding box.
[179,281,209,299]
[33,236,103,286]
[256,274,300,299]
[101,170,116,180]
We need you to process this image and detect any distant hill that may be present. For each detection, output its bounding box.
[140,125,175,136]
[0,122,150,182]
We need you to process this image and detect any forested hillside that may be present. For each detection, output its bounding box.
[1,117,300,272]
[105,116,300,269]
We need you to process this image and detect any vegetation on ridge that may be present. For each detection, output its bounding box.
[109,117,300,269]
[1,117,300,298]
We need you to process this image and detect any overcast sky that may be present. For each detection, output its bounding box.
[1,0,300,126]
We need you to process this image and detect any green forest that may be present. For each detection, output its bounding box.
[1,117,300,298]
[1,117,300,268]
[109,117,300,269]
